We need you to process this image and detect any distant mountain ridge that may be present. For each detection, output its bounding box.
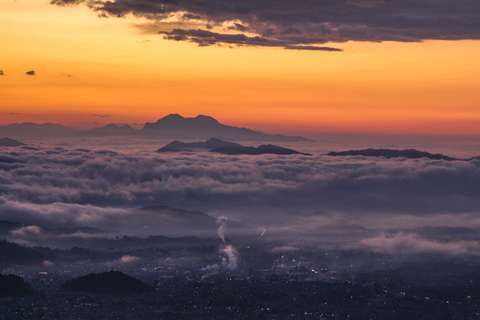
[0,138,25,147]
[212,143,312,156]
[6,114,310,142]
[77,123,137,137]
[156,137,238,152]
[327,148,457,161]
[141,114,310,142]
[0,123,80,138]
[157,138,312,155]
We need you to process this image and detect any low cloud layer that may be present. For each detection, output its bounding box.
[1,143,480,256]
[0,197,220,238]
[1,145,480,217]
[51,0,480,50]
[362,232,480,256]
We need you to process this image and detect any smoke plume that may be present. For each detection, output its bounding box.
[217,216,229,243]
[221,245,239,271]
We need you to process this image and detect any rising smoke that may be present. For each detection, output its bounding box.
[201,216,240,275]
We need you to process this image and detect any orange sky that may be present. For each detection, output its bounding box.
[1,0,480,135]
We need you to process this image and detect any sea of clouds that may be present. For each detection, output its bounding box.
[1,139,480,255]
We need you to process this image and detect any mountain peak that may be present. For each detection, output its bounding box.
[76,123,137,137]
[104,123,120,129]
[195,114,219,124]
[102,123,134,130]
[142,114,311,142]
[156,114,185,123]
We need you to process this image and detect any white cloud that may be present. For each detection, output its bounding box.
[362,232,480,256]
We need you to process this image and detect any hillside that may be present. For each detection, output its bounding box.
[62,271,154,294]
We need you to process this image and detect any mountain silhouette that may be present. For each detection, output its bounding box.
[157,137,240,152]
[0,137,25,147]
[212,143,311,155]
[0,114,311,141]
[77,123,138,137]
[0,240,45,265]
[157,138,311,155]
[0,123,80,138]
[142,114,310,142]
[0,274,33,298]
[62,271,154,294]
[327,148,456,161]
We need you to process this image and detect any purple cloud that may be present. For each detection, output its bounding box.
[362,232,480,256]
[51,0,480,49]
[1,146,480,215]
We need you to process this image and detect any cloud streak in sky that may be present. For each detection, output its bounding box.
[51,0,480,49]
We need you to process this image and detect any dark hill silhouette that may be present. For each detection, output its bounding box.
[157,138,242,152]
[0,240,45,265]
[0,274,33,298]
[77,123,138,137]
[142,114,310,142]
[0,137,25,147]
[327,148,456,161]
[212,143,312,155]
[0,123,79,137]
[157,138,311,155]
[62,271,154,294]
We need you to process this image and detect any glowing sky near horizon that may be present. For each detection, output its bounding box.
[1,0,480,135]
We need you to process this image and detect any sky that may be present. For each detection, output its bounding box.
[1,0,480,135]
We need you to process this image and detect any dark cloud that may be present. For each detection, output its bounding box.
[284,45,343,51]
[26,70,36,76]
[50,0,480,49]
[50,0,84,5]
[158,29,339,50]
[91,114,111,118]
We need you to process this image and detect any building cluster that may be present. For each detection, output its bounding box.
[1,267,479,320]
